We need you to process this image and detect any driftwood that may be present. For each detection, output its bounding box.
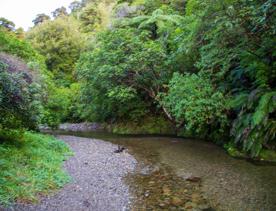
[114,145,126,153]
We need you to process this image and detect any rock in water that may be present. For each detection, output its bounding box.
[186,176,201,182]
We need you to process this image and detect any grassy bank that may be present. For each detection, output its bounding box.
[0,131,72,205]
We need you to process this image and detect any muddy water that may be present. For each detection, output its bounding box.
[51,131,276,211]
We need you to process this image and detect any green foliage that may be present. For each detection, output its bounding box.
[0,18,15,31]
[0,53,43,130]
[111,116,175,135]
[79,2,102,32]
[77,1,115,34]
[166,0,275,156]
[0,25,67,130]
[161,72,228,138]
[76,0,275,157]
[230,90,276,156]
[26,17,85,86]
[32,14,50,26]
[0,132,71,205]
[66,83,86,122]
[41,86,72,128]
[0,29,43,63]
[52,7,68,18]
[124,8,183,39]
[77,28,170,122]
[1,0,275,159]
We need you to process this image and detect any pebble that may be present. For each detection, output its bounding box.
[186,202,198,209]
[171,196,183,206]
[7,136,137,211]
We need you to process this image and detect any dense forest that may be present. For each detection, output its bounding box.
[0,0,276,206]
[0,0,275,169]
[1,0,276,157]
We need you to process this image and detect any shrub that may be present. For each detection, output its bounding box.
[0,53,43,130]
[161,72,228,138]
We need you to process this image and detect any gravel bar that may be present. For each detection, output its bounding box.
[6,135,137,211]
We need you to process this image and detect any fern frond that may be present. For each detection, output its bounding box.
[252,91,276,126]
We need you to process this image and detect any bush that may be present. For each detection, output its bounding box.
[41,87,72,128]
[0,53,43,130]
[161,72,228,138]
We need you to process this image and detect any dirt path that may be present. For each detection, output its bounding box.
[7,136,137,211]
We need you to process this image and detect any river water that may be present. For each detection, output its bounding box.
[51,131,276,211]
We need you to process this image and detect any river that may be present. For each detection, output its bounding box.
[50,131,276,211]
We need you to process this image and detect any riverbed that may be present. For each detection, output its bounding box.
[50,131,276,211]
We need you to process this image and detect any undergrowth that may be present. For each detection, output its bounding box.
[0,131,72,205]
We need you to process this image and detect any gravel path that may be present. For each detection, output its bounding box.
[7,136,137,211]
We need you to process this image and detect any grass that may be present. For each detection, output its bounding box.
[0,131,72,205]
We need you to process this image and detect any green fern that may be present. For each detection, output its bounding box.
[252,91,276,126]
[231,89,276,157]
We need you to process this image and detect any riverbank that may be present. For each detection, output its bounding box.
[6,136,137,211]
[52,122,276,163]
[0,132,71,206]
[65,131,276,211]
[48,117,176,135]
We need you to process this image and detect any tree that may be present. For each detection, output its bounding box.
[77,28,171,121]
[161,72,227,136]
[32,13,50,26]
[79,3,102,32]
[0,53,43,130]
[171,0,276,155]
[123,9,183,39]
[52,7,68,18]
[0,17,15,31]
[69,1,83,12]
[26,17,85,86]
[15,27,25,39]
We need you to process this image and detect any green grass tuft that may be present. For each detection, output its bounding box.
[0,131,72,205]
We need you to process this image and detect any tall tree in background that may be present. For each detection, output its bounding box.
[125,8,183,41]
[27,17,85,86]
[0,17,15,31]
[52,7,68,18]
[79,3,101,32]
[69,1,83,12]
[32,14,51,26]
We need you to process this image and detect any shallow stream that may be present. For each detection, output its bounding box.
[51,131,276,210]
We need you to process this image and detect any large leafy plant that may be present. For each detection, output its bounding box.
[0,53,43,130]
[77,28,170,121]
[161,72,228,137]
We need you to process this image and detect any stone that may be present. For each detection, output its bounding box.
[144,190,150,197]
[186,176,201,182]
[159,203,166,207]
[171,197,182,206]
[198,204,212,210]
[192,193,201,203]
[148,181,155,185]
[162,186,171,195]
[184,202,197,209]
